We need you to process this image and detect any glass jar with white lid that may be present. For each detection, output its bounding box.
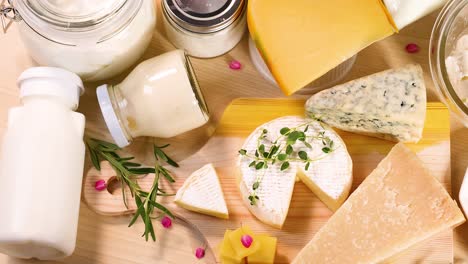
[96,49,210,148]
[3,0,156,82]
[162,0,247,58]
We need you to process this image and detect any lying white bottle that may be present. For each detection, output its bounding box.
[0,67,85,260]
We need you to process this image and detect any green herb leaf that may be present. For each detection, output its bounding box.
[255,150,259,157]
[305,162,310,171]
[304,141,312,148]
[249,161,256,167]
[154,145,179,168]
[128,167,156,175]
[298,151,308,160]
[281,162,290,171]
[278,153,287,161]
[259,144,265,154]
[287,131,301,145]
[253,182,260,190]
[255,162,265,170]
[238,149,247,155]
[286,145,293,155]
[322,147,331,153]
[262,129,268,134]
[263,152,269,158]
[304,125,309,132]
[330,140,334,149]
[280,127,290,135]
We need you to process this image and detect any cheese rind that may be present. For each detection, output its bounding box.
[237,116,352,228]
[305,64,427,143]
[174,164,229,219]
[248,0,397,95]
[292,143,465,264]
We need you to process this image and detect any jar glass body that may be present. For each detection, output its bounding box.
[429,0,468,127]
[162,1,247,58]
[14,0,156,82]
[109,50,209,142]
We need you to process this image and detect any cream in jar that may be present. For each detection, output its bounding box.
[446,32,468,106]
[97,50,209,147]
[8,0,156,81]
[162,0,247,58]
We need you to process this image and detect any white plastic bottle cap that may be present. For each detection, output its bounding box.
[17,67,84,110]
[96,84,131,148]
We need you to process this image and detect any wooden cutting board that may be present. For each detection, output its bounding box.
[84,98,453,263]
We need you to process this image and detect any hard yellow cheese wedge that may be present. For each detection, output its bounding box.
[292,143,465,263]
[248,0,397,95]
[174,164,229,219]
[247,235,277,264]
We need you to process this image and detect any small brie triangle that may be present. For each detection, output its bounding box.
[175,164,229,219]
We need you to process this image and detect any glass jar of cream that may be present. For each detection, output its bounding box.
[96,50,210,147]
[429,0,468,127]
[162,0,247,58]
[3,0,156,82]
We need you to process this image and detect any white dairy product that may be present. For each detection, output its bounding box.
[237,116,352,228]
[175,164,229,219]
[0,67,85,260]
[162,0,247,58]
[97,50,210,147]
[383,0,447,29]
[446,32,468,106]
[306,64,427,143]
[16,0,156,81]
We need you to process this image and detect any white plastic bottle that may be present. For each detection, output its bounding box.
[0,67,86,260]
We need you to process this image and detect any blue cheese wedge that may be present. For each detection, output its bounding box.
[174,164,229,219]
[305,64,426,143]
[237,116,352,228]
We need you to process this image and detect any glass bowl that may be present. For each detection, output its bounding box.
[248,37,357,95]
[429,0,468,127]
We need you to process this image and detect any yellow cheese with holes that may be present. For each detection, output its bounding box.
[227,226,261,259]
[248,0,397,95]
[247,235,277,264]
[292,143,465,263]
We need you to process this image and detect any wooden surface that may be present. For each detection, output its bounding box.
[83,98,453,263]
[0,1,468,263]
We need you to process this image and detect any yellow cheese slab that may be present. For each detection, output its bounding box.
[292,143,465,263]
[247,235,277,264]
[248,0,397,95]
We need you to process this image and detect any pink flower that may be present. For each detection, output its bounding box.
[161,216,172,228]
[229,60,242,70]
[241,234,253,248]
[195,247,205,259]
[406,43,420,53]
[94,180,107,191]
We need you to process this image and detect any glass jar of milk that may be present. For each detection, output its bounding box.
[6,0,156,82]
[96,49,210,147]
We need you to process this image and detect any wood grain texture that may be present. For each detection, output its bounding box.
[0,1,467,263]
[83,99,452,263]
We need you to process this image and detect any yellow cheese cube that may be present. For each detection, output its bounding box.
[247,235,277,264]
[227,226,261,258]
[219,230,244,263]
[221,257,245,264]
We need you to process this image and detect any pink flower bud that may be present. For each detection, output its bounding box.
[195,247,205,259]
[229,60,242,70]
[406,43,420,53]
[94,180,107,191]
[241,234,253,248]
[161,216,172,228]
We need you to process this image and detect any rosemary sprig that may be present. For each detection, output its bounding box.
[238,122,336,206]
[86,138,178,241]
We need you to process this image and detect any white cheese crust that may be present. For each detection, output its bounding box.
[237,116,353,228]
[305,64,427,143]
